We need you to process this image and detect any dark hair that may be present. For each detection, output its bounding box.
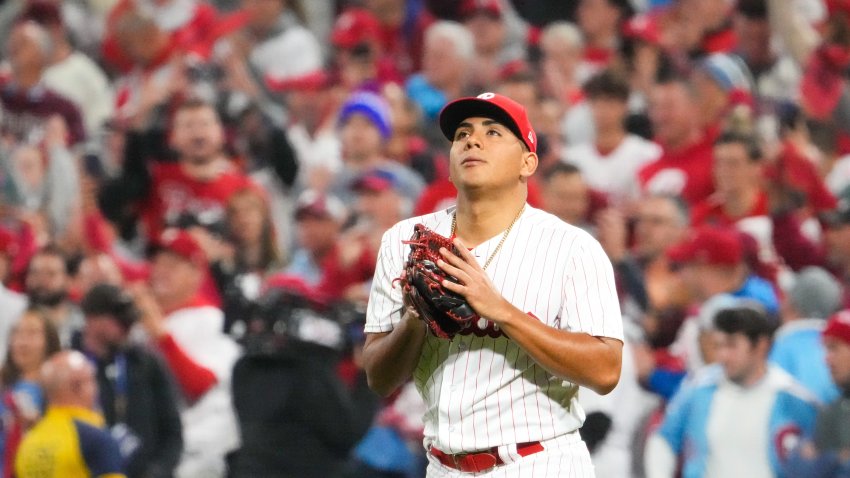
[226,187,283,270]
[543,162,582,181]
[736,0,767,19]
[714,130,762,162]
[175,97,217,115]
[714,306,776,345]
[81,284,140,330]
[0,308,61,388]
[583,70,630,102]
[27,244,71,276]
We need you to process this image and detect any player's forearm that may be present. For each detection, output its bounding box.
[497,304,622,395]
[361,312,427,396]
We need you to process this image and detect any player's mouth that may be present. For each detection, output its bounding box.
[461,156,485,166]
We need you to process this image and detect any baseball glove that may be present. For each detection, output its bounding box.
[397,224,478,339]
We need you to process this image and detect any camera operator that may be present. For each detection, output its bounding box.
[230,274,379,478]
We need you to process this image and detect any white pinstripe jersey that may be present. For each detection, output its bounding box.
[365,205,624,454]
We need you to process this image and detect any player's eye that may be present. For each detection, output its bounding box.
[454,130,470,140]
[487,129,501,136]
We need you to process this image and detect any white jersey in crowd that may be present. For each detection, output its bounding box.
[165,305,242,478]
[365,205,624,456]
[563,135,661,207]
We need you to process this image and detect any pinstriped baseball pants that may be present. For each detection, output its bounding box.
[425,432,596,478]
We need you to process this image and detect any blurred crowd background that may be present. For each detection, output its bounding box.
[0,0,850,477]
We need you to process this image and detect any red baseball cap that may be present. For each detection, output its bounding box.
[351,168,399,193]
[666,227,743,266]
[439,92,537,153]
[623,13,661,46]
[294,189,347,222]
[266,70,331,92]
[823,309,850,345]
[827,0,850,15]
[331,8,382,50]
[149,229,207,267]
[460,0,503,19]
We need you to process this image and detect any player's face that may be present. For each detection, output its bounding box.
[449,117,536,192]
[824,336,850,388]
[649,82,696,148]
[171,106,225,163]
[589,97,628,132]
[714,331,766,385]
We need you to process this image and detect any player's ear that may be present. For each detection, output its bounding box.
[519,151,538,180]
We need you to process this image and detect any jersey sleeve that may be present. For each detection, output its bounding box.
[364,227,406,333]
[560,231,623,341]
[75,419,126,478]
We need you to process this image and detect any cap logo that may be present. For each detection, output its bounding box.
[477,92,495,100]
[528,131,534,144]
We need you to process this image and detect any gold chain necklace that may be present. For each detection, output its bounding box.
[451,205,525,271]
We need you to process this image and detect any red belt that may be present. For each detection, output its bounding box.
[429,441,544,473]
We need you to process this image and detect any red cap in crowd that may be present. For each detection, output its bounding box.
[294,189,348,222]
[823,310,850,345]
[666,226,743,266]
[266,69,331,92]
[331,8,382,49]
[439,92,537,153]
[460,0,503,20]
[149,229,207,267]
[351,168,400,194]
[623,13,661,46]
[827,0,850,16]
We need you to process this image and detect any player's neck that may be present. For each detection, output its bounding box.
[454,193,527,247]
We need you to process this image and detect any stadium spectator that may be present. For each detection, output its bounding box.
[286,189,348,286]
[645,307,818,478]
[15,350,125,478]
[21,1,112,138]
[98,98,254,244]
[1,21,86,146]
[80,284,184,478]
[330,91,424,205]
[0,308,60,477]
[24,245,84,347]
[405,21,475,124]
[461,0,525,91]
[638,71,716,205]
[0,229,27,358]
[562,69,661,207]
[771,266,845,404]
[135,230,241,478]
[785,309,850,477]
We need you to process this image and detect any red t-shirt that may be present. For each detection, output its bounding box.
[638,136,716,206]
[142,162,253,240]
[691,191,769,227]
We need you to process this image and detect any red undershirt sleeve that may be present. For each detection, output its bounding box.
[156,334,217,402]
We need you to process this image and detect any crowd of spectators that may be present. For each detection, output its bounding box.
[0,0,849,477]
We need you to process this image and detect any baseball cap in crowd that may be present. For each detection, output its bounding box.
[148,229,207,267]
[460,0,503,19]
[339,91,392,140]
[697,53,753,95]
[788,266,843,319]
[331,8,382,50]
[439,92,537,153]
[666,226,743,266]
[820,186,850,228]
[351,168,401,194]
[294,189,347,222]
[823,309,850,345]
[266,69,331,93]
[622,12,661,46]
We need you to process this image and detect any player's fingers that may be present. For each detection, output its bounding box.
[436,258,470,282]
[441,278,464,294]
[451,238,480,266]
[438,246,473,272]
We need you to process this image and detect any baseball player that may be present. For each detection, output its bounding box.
[362,92,624,477]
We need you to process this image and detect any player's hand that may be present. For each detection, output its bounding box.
[129,283,167,339]
[436,238,513,323]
